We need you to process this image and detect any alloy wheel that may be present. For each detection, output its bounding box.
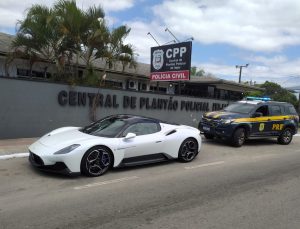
[85,148,111,176]
[179,139,198,162]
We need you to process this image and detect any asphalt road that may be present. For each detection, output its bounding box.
[1,137,300,229]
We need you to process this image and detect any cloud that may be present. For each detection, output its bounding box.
[0,0,134,31]
[151,0,300,52]
[125,20,175,63]
[88,0,134,12]
[123,0,300,86]
[193,55,300,86]
[124,0,300,63]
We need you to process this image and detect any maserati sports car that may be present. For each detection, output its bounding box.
[29,115,202,176]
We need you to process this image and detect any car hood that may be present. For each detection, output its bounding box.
[204,111,249,120]
[39,128,95,147]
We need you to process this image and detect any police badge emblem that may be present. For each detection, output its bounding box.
[152,49,164,70]
[259,123,265,131]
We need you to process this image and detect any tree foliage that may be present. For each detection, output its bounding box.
[190,66,205,77]
[247,81,299,109]
[11,0,136,84]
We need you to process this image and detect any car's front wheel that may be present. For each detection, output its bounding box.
[278,128,293,145]
[81,146,113,177]
[178,138,198,162]
[231,128,245,147]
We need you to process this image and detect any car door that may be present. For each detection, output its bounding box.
[119,122,165,159]
[269,104,285,135]
[251,105,273,136]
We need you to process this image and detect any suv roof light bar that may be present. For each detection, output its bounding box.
[245,96,271,101]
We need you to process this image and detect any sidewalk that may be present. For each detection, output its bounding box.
[0,138,37,156]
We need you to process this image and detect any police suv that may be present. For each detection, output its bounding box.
[199,97,299,147]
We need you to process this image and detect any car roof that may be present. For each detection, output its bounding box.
[238,100,290,106]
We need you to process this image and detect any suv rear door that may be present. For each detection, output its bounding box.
[268,104,285,135]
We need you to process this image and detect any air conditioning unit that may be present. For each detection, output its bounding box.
[128,80,138,90]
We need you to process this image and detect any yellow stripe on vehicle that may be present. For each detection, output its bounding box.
[234,115,292,123]
[213,112,226,118]
[205,111,218,117]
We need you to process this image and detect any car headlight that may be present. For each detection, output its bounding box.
[54,144,80,155]
[220,119,233,125]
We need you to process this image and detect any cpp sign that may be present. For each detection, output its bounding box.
[150,41,192,81]
[166,47,187,58]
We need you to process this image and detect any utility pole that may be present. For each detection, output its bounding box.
[236,64,249,83]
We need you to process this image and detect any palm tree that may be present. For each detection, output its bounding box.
[12,4,58,76]
[13,1,86,79]
[89,25,137,121]
[12,0,138,123]
[96,25,136,72]
[80,6,108,71]
[54,1,107,75]
[12,0,137,83]
[53,0,84,77]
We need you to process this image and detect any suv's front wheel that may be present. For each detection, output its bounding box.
[278,128,293,145]
[231,128,246,147]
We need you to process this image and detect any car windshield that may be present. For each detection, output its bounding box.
[223,102,256,114]
[80,117,127,137]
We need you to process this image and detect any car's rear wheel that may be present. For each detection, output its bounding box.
[231,128,245,147]
[278,128,293,145]
[204,133,214,139]
[178,138,198,162]
[81,146,113,177]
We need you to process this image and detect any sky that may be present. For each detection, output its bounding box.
[0,0,300,87]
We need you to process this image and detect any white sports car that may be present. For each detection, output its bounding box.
[29,115,202,177]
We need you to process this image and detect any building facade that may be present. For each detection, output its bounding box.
[0,32,263,138]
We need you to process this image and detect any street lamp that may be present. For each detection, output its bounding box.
[236,64,249,83]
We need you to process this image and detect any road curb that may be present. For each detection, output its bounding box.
[0,152,29,160]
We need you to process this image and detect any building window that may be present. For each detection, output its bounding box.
[208,86,214,97]
[17,68,51,79]
[17,68,30,77]
[104,80,123,88]
[78,70,83,78]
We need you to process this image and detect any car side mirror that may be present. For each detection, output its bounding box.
[124,133,136,140]
[252,112,263,118]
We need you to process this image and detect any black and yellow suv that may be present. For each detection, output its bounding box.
[199,97,299,147]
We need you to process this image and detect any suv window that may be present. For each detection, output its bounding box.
[285,105,297,115]
[269,105,282,116]
[122,122,160,136]
[255,105,269,116]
